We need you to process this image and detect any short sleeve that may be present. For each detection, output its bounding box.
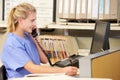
[2,42,31,71]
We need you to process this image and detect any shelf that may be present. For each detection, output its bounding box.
[47,23,120,30]
[0,23,120,30]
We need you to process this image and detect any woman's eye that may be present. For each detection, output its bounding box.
[31,20,34,22]
[31,19,36,22]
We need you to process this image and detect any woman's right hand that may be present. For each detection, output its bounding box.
[63,66,78,76]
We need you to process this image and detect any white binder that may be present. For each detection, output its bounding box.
[117,0,120,23]
[76,0,82,19]
[104,0,110,19]
[99,0,104,19]
[62,0,70,18]
[87,0,92,19]
[110,0,117,19]
[69,0,76,19]
[92,0,99,19]
[81,0,87,19]
[58,0,63,18]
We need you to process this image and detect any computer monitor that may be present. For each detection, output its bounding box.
[90,20,110,54]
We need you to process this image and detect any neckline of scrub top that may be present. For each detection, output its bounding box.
[8,32,29,45]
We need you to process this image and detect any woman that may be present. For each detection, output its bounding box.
[1,3,78,78]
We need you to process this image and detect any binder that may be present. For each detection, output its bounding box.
[62,0,70,18]
[117,0,120,23]
[87,0,92,19]
[81,0,87,19]
[0,6,1,20]
[110,0,117,19]
[104,0,110,19]
[58,0,63,18]
[99,0,104,19]
[76,0,82,19]
[92,0,99,19]
[69,0,76,19]
[2,0,5,21]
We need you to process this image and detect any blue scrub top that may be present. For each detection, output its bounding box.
[1,32,41,78]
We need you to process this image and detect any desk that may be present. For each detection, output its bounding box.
[9,74,112,80]
[79,47,120,80]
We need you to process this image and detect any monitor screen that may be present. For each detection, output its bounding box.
[90,21,110,54]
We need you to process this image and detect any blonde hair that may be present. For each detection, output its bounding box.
[0,3,36,53]
[7,2,36,32]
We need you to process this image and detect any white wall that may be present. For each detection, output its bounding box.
[76,37,120,49]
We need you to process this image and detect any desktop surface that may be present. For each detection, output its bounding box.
[8,74,112,80]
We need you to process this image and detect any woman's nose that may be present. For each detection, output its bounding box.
[33,22,37,28]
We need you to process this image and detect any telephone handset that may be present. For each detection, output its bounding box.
[31,28,38,37]
[31,28,49,61]
[31,28,46,52]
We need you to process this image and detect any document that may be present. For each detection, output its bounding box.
[25,73,65,77]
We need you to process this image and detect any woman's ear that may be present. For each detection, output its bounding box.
[17,17,23,24]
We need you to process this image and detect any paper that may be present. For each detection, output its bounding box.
[9,75,112,80]
[25,73,65,77]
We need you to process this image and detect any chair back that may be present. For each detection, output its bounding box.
[0,65,7,80]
